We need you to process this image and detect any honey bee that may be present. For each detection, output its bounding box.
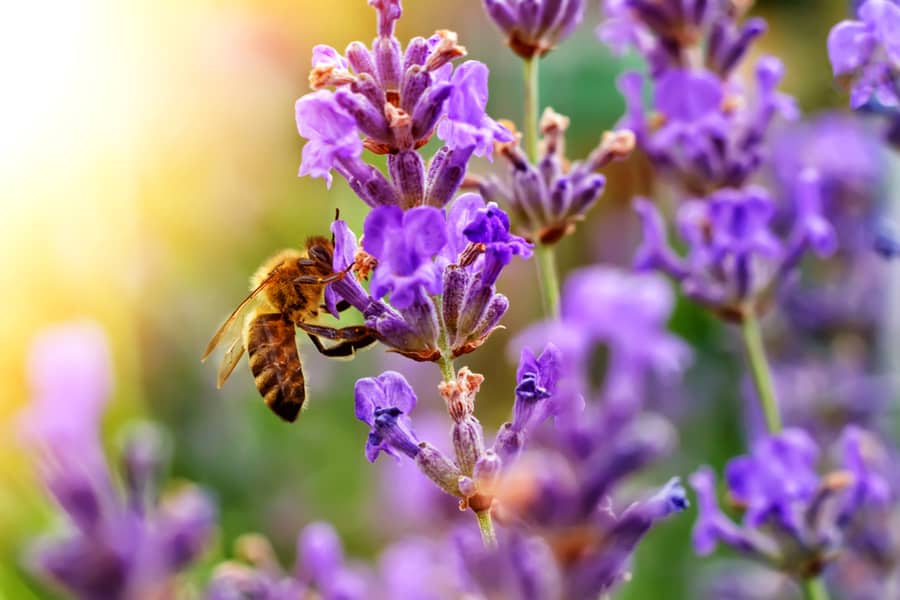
[202,236,376,422]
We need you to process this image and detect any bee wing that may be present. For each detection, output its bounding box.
[216,335,246,389]
[201,267,281,363]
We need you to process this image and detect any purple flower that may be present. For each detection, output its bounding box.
[329,198,524,363]
[689,427,892,576]
[828,0,900,109]
[363,205,447,309]
[22,323,216,599]
[725,429,820,531]
[598,0,767,78]
[634,184,835,316]
[354,371,422,462]
[478,108,631,244]
[482,0,585,58]
[511,344,561,433]
[436,61,512,159]
[21,321,111,446]
[208,525,367,600]
[296,1,508,208]
[295,90,364,187]
[463,201,533,285]
[874,219,900,259]
[562,266,691,380]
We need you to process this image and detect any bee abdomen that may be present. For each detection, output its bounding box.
[245,313,305,422]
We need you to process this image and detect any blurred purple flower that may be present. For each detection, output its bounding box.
[22,323,216,599]
[208,524,368,600]
[598,0,767,78]
[689,426,892,577]
[828,0,900,109]
[617,58,797,192]
[482,0,585,58]
[634,181,836,317]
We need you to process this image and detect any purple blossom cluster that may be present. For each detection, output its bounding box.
[600,0,798,194]
[828,0,900,150]
[21,323,216,599]
[296,0,511,205]
[477,108,636,244]
[632,174,836,319]
[691,427,891,579]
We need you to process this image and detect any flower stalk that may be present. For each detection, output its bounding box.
[475,509,497,549]
[801,576,830,600]
[740,311,782,434]
[523,56,561,318]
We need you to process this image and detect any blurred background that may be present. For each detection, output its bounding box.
[0,0,882,597]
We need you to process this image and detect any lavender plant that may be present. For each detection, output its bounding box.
[21,322,216,599]
[20,1,900,599]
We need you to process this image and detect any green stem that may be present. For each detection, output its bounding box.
[800,576,830,600]
[535,243,561,318]
[522,57,562,318]
[438,354,455,383]
[433,295,456,382]
[740,311,783,433]
[523,57,539,163]
[475,509,497,549]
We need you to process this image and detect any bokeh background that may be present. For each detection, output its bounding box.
[0,0,884,597]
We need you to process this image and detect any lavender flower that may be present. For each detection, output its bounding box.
[599,0,766,77]
[616,60,797,193]
[828,0,900,110]
[633,178,836,319]
[328,194,530,364]
[482,0,586,58]
[478,108,635,244]
[491,448,688,597]
[207,523,367,600]
[296,0,511,207]
[355,371,422,462]
[600,2,797,193]
[874,219,900,259]
[363,205,447,309]
[690,426,891,578]
[22,323,216,599]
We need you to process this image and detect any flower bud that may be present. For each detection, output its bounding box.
[474,450,502,495]
[120,421,169,510]
[441,265,468,343]
[416,442,462,496]
[374,36,402,94]
[345,41,376,78]
[334,88,391,144]
[458,475,477,498]
[388,150,425,208]
[425,145,473,208]
[493,422,524,464]
[452,415,485,476]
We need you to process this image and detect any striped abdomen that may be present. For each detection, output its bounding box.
[245,312,305,422]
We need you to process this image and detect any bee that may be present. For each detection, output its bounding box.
[202,236,376,422]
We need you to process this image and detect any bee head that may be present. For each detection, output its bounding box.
[305,236,334,268]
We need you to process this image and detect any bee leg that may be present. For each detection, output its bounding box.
[306,334,361,357]
[299,324,378,358]
[298,322,372,340]
[295,271,347,285]
[319,299,353,313]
